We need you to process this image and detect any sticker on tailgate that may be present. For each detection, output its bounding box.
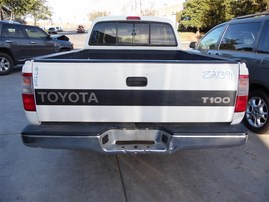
[35,89,236,106]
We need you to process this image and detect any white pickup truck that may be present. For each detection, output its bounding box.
[21,16,249,153]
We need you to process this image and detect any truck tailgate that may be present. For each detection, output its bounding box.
[31,61,240,123]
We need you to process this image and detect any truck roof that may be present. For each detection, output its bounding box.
[92,16,174,24]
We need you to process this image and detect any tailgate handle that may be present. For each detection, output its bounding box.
[126,77,148,87]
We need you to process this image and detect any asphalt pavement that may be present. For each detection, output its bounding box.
[1,42,269,202]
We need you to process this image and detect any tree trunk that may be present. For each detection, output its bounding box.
[0,9,3,20]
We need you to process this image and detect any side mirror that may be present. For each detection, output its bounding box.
[189,41,197,49]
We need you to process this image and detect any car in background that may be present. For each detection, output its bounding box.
[0,21,73,75]
[48,27,57,34]
[77,25,85,33]
[189,12,269,134]
[56,26,63,32]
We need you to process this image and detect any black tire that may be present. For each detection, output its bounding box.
[243,89,269,134]
[59,48,70,52]
[0,53,14,76]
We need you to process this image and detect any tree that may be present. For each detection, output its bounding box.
[230,0,267,17]
[140,1,158,16]
[28,0,52,25]
[178,0,269,32]
[1,0,52,24]
[0,1,6,18]
[141,9,158,16]
[0,4,11,20]
[88,11,110,21]
[178,0,223,32]
[2,0,35,20]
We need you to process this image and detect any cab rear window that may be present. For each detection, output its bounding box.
[89,21,177,46]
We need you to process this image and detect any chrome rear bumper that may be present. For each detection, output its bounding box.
[21,123,248,153]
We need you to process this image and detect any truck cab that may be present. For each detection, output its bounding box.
[85,16,181,50]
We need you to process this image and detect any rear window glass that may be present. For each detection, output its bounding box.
[1,24,24,38]
[151,23,176,45]
[25,27,48,39]
[89,21,177,46]
[257,20,269,53]
[219,22,261,51]
[197,24,225,51]
[118,23,149,45]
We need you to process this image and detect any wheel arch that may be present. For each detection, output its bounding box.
[249,83,269,95]
[59,48,71,52]
[0,48,16,65]
[244,83,269,134]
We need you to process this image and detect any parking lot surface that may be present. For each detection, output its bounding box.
[0,34,269,202]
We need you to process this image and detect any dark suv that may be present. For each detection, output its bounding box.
[190,12,269,134]
[0,21,73,75]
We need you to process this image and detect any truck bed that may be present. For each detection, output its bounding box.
[35,49,228,62]
[23,48,244,125]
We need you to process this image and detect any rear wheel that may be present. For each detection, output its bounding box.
[244,90,269,134]
[59,48,69,52]
[0,53,14,76]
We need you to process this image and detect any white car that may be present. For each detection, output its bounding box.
[48,27,57,34]
[56,26,63,32]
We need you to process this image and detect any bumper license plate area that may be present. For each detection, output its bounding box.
[99,129,171,153]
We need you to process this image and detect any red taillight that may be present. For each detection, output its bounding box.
[235,75,249,112]
[22,72,36,111]
[126,16,141,20]
[235,96,248,112]
[22,94,36,111]
[22,73,32,77]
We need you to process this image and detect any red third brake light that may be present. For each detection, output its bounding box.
[235,75,249,112]
[22,72,36,111]
[126,16,141,20]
